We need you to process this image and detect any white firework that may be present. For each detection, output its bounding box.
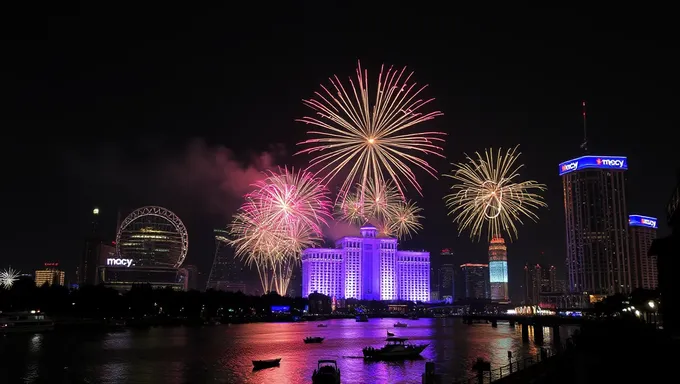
[0,267,20,288]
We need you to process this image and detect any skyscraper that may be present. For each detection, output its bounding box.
[560,155,631,295]
[459,263,489,299]
[524,264,557,304]
[488,237,509,302]
[629,215,658,289]
[438,249,454,299]
[206,229,245,292]
[80,207,115,286]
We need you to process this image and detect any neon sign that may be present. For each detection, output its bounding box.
[629,215,658,229]
[558,156,628,175]
[106,258,134,267]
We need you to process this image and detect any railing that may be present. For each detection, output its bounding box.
[451,347,561,384]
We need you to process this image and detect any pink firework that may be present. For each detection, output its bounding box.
[296,60,446,202]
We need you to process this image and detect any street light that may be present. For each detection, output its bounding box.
[647,300,655,309]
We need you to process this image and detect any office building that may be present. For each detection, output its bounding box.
[459,263,490,299]
[438,248,454,299]
[207,229,246,292]
[524,264,557,305]
[629,215,658,289]
[35,263,65,287]
[560,155,631,296]
[488,237,509,302]
[301,224,430,301]
[80,207,116,286]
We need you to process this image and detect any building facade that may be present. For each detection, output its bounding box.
[35,263,65,287]
[488,237,509,302]
[560,155,631,295]
[459,263,490,299]
[629,215,658,290]
[301,224,430,301]
[207,229,246,292]
[524,264,557,305]
[438,249,454,300]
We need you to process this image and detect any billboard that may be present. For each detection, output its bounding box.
[629,215,658,229]
[558,156,628,176]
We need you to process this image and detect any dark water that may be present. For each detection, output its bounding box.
[0,318,573,383]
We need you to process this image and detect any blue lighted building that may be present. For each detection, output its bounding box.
[488,237,509,302]
[559,155,631,296]
[301,224,430,301]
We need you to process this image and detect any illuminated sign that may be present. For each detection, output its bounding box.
[629,215,658,229]
[558,156,628,176]
[106,258,134,267]
[271,305,290,312]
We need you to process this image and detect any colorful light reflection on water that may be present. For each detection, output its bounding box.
[0,318,574,383]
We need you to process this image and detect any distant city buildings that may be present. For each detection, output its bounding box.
[560,155,631,296]
[488,237,509,302]
[629,215,658,290]
[524,264,557,305]
[458,263,490,300]
[301,224,430,301]
[206,229,246,292]
[438,249,454,300]
[35,262,65,287]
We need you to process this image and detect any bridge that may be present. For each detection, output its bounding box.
[459,314,587,345]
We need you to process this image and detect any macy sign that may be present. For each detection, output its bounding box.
[641,218,657,227]
[561,161,578,172]
[106,258,134,267]
[598,158,625,167]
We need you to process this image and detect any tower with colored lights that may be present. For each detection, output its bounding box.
[560,155,631,296]
[628,215,658,290]
[488,237,509,302]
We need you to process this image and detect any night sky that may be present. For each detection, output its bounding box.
[3,6,676,300]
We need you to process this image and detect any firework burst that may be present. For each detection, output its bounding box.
[296,61,446,202]
[443,146,547,241]
[0,267,20,289]
[336,179,424,240]
[228,168,331,295]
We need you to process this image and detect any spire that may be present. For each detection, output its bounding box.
[580,100,588,153]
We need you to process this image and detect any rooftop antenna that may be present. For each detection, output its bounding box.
[579,100,588,152]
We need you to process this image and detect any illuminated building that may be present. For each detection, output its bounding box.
[207,229,246,292]
[629,215,658,289]
[459,263,489,299]
[80,207,116,286]
[301,224,430,301]
[35,263,65,287]
[98,206,189,291]
[560,155,631,295]
[438,249,454,300]
[488,237,509,302]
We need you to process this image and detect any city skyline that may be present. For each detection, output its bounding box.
[2,9,676,303]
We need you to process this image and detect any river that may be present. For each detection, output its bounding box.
[0,318,573,383]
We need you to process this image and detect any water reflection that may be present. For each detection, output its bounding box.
[0,318,576,383]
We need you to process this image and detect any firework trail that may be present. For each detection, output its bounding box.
[443,145,547,241]
[296,61,446,203]
[228,168,331,295]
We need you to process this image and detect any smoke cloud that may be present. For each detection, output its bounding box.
[323,220,360,241]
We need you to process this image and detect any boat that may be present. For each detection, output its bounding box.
[317,323,328,328]
[355,314,369,322]
[386,329,395,337]
[252,358,281,369]
[312,359,340,384]
[0,311,54,334]
[394,321,408,327]
[362,337,429,360]
[304,336,325,344]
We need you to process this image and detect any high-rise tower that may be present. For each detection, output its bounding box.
[488,236,509,302]
[628,214,658,289]
[206,229,244,292]
[560,155,631,295]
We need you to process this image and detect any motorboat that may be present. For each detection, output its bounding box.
[394,321,408,327]
[386,329,395,337]
[317,323,328,328]
[312,359,340,384]
[304,336,325,344]
[0,311,54,334]
[355,314,369,322]
[362,337,429,360]
[252,358,281,370]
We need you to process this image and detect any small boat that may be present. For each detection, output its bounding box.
[0,311,54,334]
[355,314,369,322]
[304,336,325,344]
[317,323,328,328]
[394,322,408,327]
[252,358,281,370]
[386,329,395,337]
[312,359,340,384]
[362,337,429,360]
